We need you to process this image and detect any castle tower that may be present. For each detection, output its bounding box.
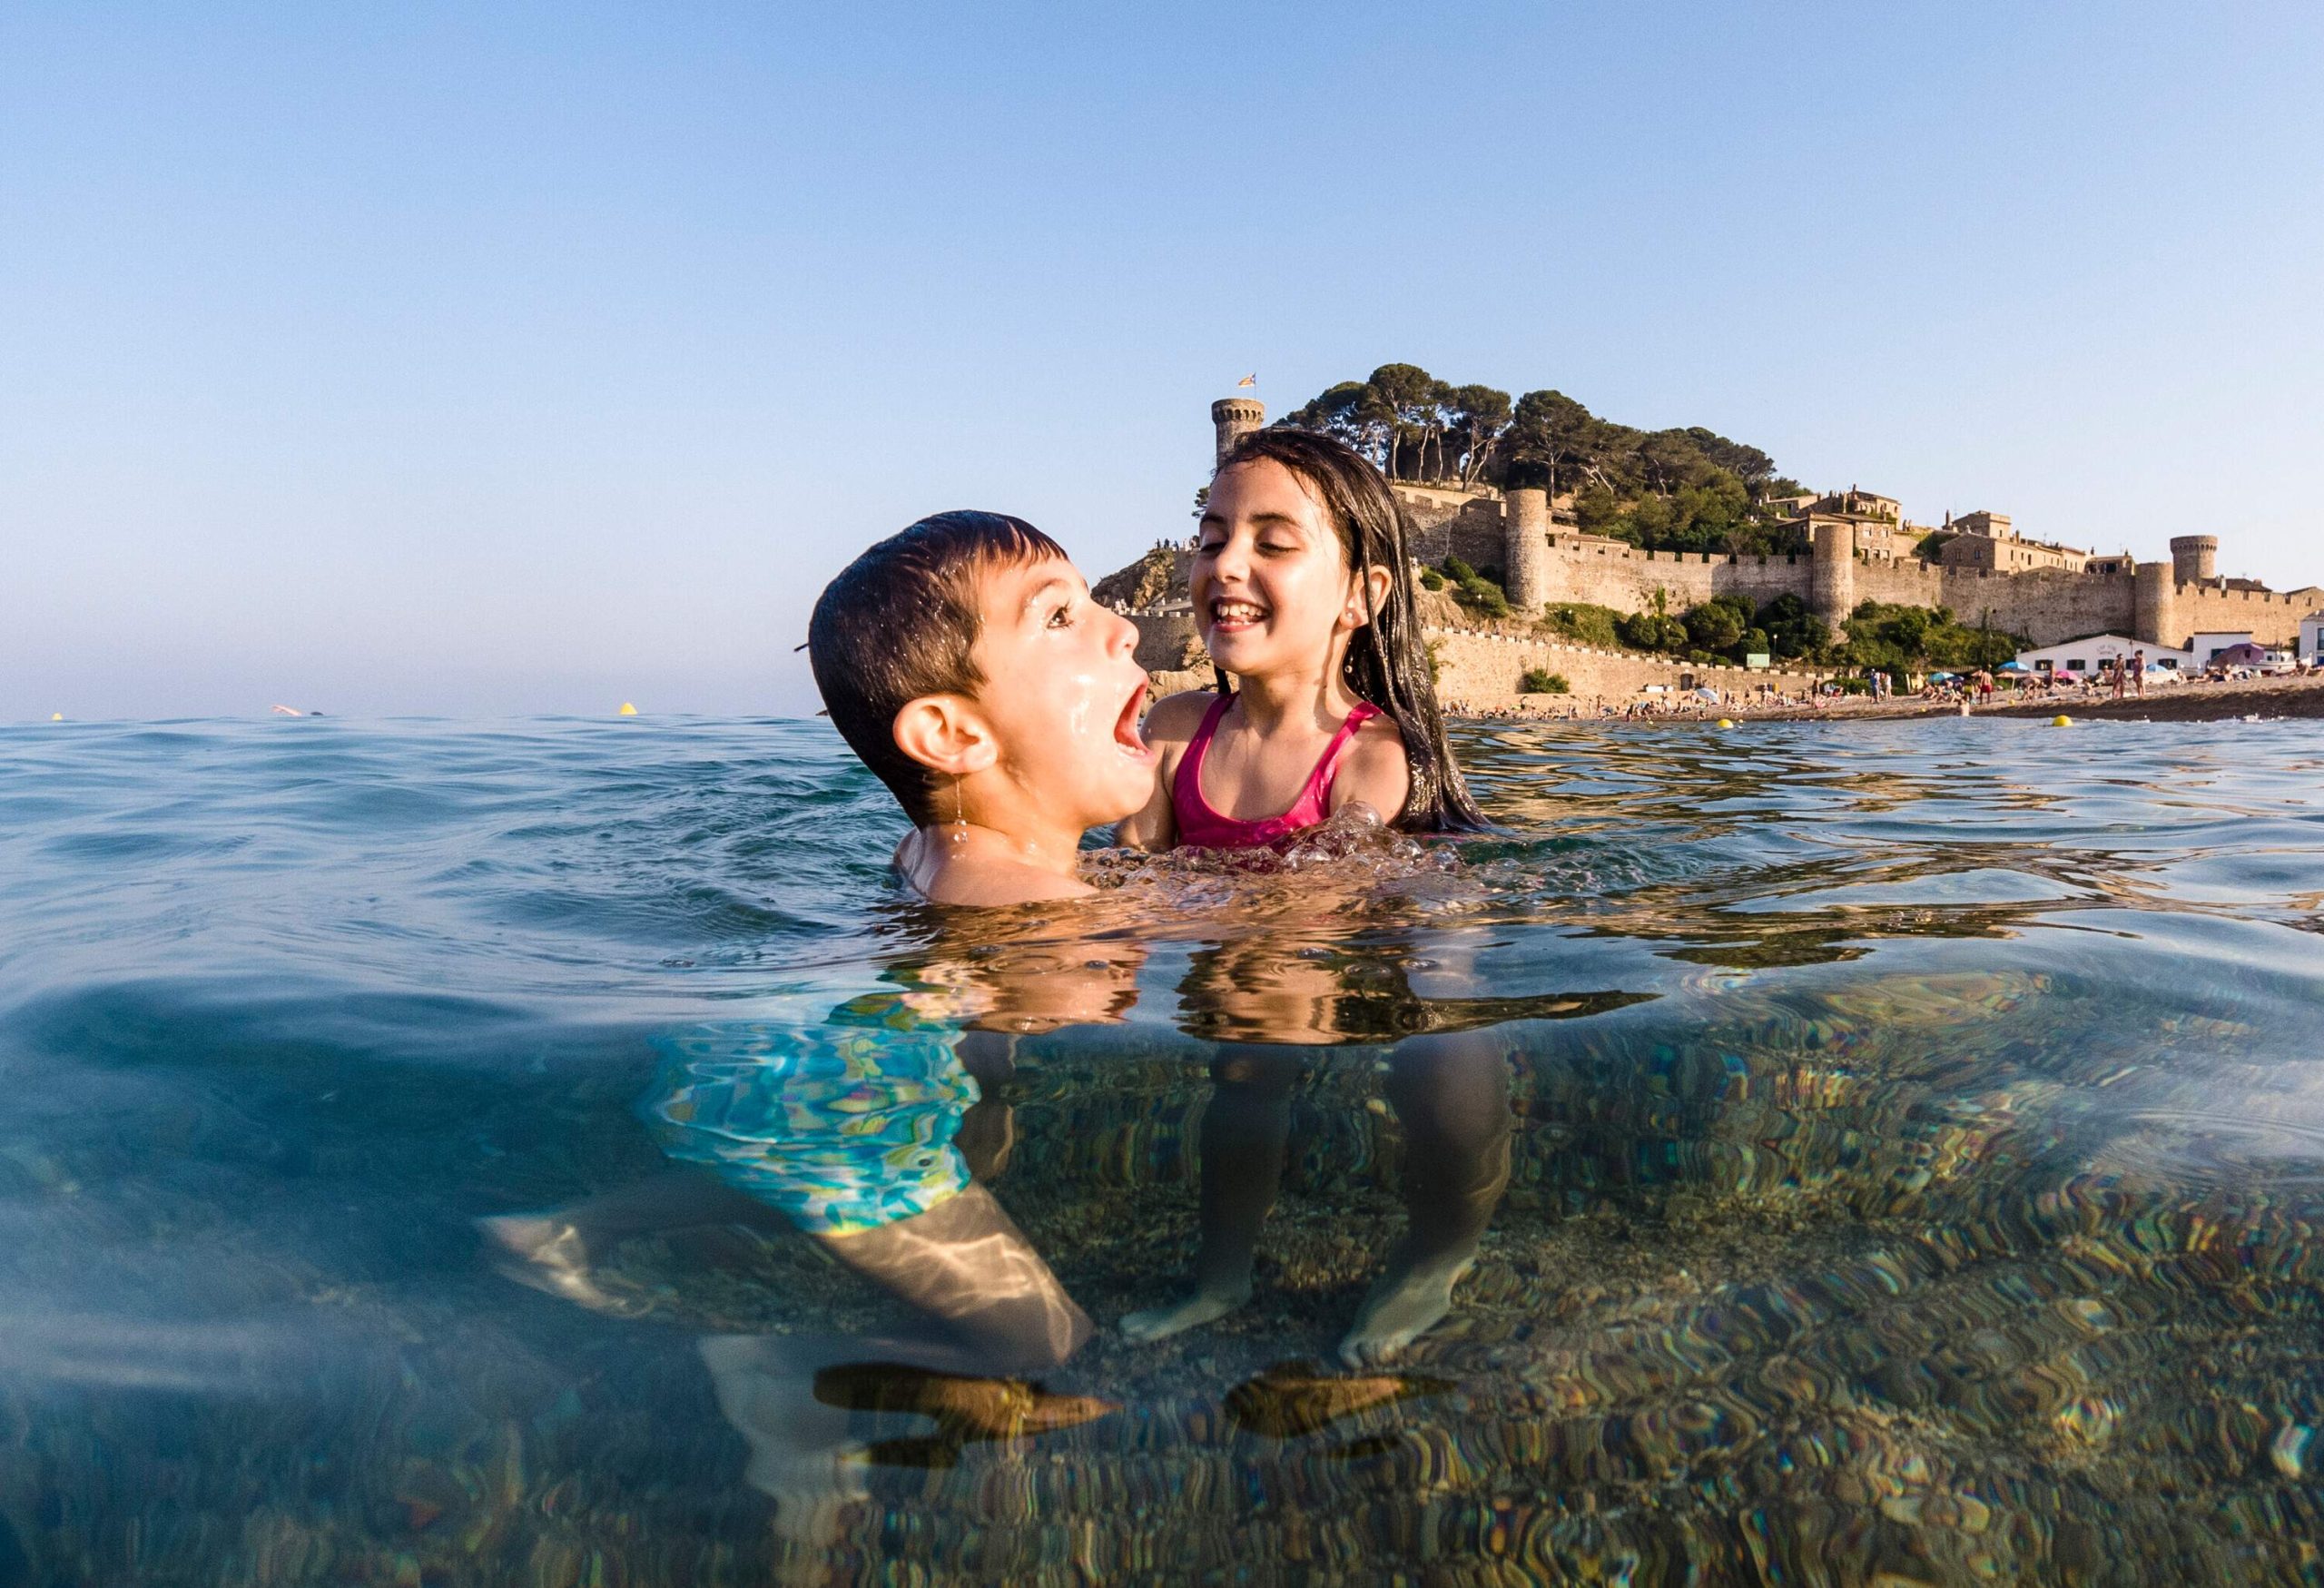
[2133,559,2181,649]
[1808,519,1857,637]
[1504,488,1552,615]
[1211,397,1265,467]
[2170,534,2218,586]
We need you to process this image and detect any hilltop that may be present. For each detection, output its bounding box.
[1281,364,1805,556]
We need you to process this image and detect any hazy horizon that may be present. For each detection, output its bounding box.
[8,2,2321,720]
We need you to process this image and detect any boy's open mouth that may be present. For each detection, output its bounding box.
[1113,677,1153,762]
[1207,597,1268,635]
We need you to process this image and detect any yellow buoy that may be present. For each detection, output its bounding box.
[618,703,638,716]
[2052,715,2073,727]
[50,712,63,721]
[1717,718,1734,728]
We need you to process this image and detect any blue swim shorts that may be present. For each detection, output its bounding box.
[644,994,979,1238]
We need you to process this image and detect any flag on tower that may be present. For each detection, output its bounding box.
[1236,373,1256,388]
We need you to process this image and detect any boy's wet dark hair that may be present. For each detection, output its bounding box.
[809,510,1068,825]
[1216,428,1488,833]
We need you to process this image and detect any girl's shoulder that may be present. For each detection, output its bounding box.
[1343,706,1413,765]
[1143,688,1224,746]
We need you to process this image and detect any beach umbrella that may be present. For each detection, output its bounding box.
[2215,642,2268,666]
[1997,661,2030,672]
[1927,671,1958,681]
[1693,686,1720,700]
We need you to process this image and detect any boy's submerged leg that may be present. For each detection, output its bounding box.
[824,1183,1093,1372]
[1339,1028,1513,1368]
[480,1170,795,1314]
[1120,1045,1302,1343]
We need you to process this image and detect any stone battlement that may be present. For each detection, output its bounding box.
[1137,395,2319,664]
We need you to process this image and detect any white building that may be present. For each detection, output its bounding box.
[2014,633,2191,678]
[2301,611,2324,665]
[2188,630,2259,667]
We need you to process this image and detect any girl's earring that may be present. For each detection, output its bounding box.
[950,776,969,841]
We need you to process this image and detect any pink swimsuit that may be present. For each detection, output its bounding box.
[1169,694,1384,850]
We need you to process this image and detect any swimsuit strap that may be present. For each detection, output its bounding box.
[1301,701,1384,810]
[1171,692,1238,819]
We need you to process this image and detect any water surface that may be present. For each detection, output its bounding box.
[4,715,2322,1584]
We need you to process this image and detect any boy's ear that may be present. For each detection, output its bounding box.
[1342,564,1394,629]
[892,693,1000,779]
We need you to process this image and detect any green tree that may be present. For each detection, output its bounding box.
[1367,363,1442,480]
[1283,380,1393,467]
[1683,595,1752,655]
[1445,384,1512,487]
[1756,594,1831,662]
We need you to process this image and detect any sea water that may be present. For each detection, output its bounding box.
[3,715,2322,1584]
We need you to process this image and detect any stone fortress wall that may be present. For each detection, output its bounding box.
[1151,395,2322,702]
[1383,449,2316,654]
[1423,628,1822,705]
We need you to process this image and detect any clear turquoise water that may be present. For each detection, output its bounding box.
[4,715,2323,1584]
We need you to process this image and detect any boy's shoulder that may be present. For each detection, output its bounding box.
[893,831,1097,908]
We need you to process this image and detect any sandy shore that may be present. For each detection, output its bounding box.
[1467,672,2324,725]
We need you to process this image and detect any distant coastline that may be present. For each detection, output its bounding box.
[1453,671,2324,725]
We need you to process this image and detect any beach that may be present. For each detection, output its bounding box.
[1462,671,2324,725]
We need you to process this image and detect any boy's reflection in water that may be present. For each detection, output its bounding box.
[1125,930,1519,1367]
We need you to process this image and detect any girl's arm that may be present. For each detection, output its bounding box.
[1113,689,1214,850]
[1328,716,1413,825]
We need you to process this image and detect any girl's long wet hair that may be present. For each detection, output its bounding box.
[1213,427,1488,833]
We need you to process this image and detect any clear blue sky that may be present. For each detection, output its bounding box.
[7,2,2320,718]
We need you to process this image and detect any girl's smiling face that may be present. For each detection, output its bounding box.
[1192,459,1372,681]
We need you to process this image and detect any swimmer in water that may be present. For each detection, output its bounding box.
[487,511,1156,1340]
[1117,429,1512,1367]
[484,512,1160,1532]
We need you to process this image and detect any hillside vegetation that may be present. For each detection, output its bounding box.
[1282,364,1807,556]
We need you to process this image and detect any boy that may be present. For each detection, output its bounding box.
[809,509,1157,906]
[485,512,1156,1528]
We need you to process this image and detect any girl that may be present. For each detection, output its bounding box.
[1118,428,1507,1368]
[1118,426,1485,851]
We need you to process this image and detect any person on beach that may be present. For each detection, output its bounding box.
[1115,428,1512,1367]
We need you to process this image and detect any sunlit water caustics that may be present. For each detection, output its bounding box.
[5,716,2324,1585]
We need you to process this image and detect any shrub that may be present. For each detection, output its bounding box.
[1616,611,1690,653]
[1456,576,1511,619]
[1423,559,1510,618]
[1682,594,1753,654]
[1520,668,1570,695]
[1541,603,1624,648]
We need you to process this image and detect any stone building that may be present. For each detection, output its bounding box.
[1935,510,2094,574]
[1134,396,2320,664]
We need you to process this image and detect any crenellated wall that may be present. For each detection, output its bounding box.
[1424,628,1822,705]
[1126,608,1824,705]
[1931,568,2136,647]
[1526,538,2245,649]
[2164,580,2320,649]
[1399,487,1512,571]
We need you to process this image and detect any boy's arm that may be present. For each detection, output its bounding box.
[1114,690,1211,851]
[1328,716,1413,825]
